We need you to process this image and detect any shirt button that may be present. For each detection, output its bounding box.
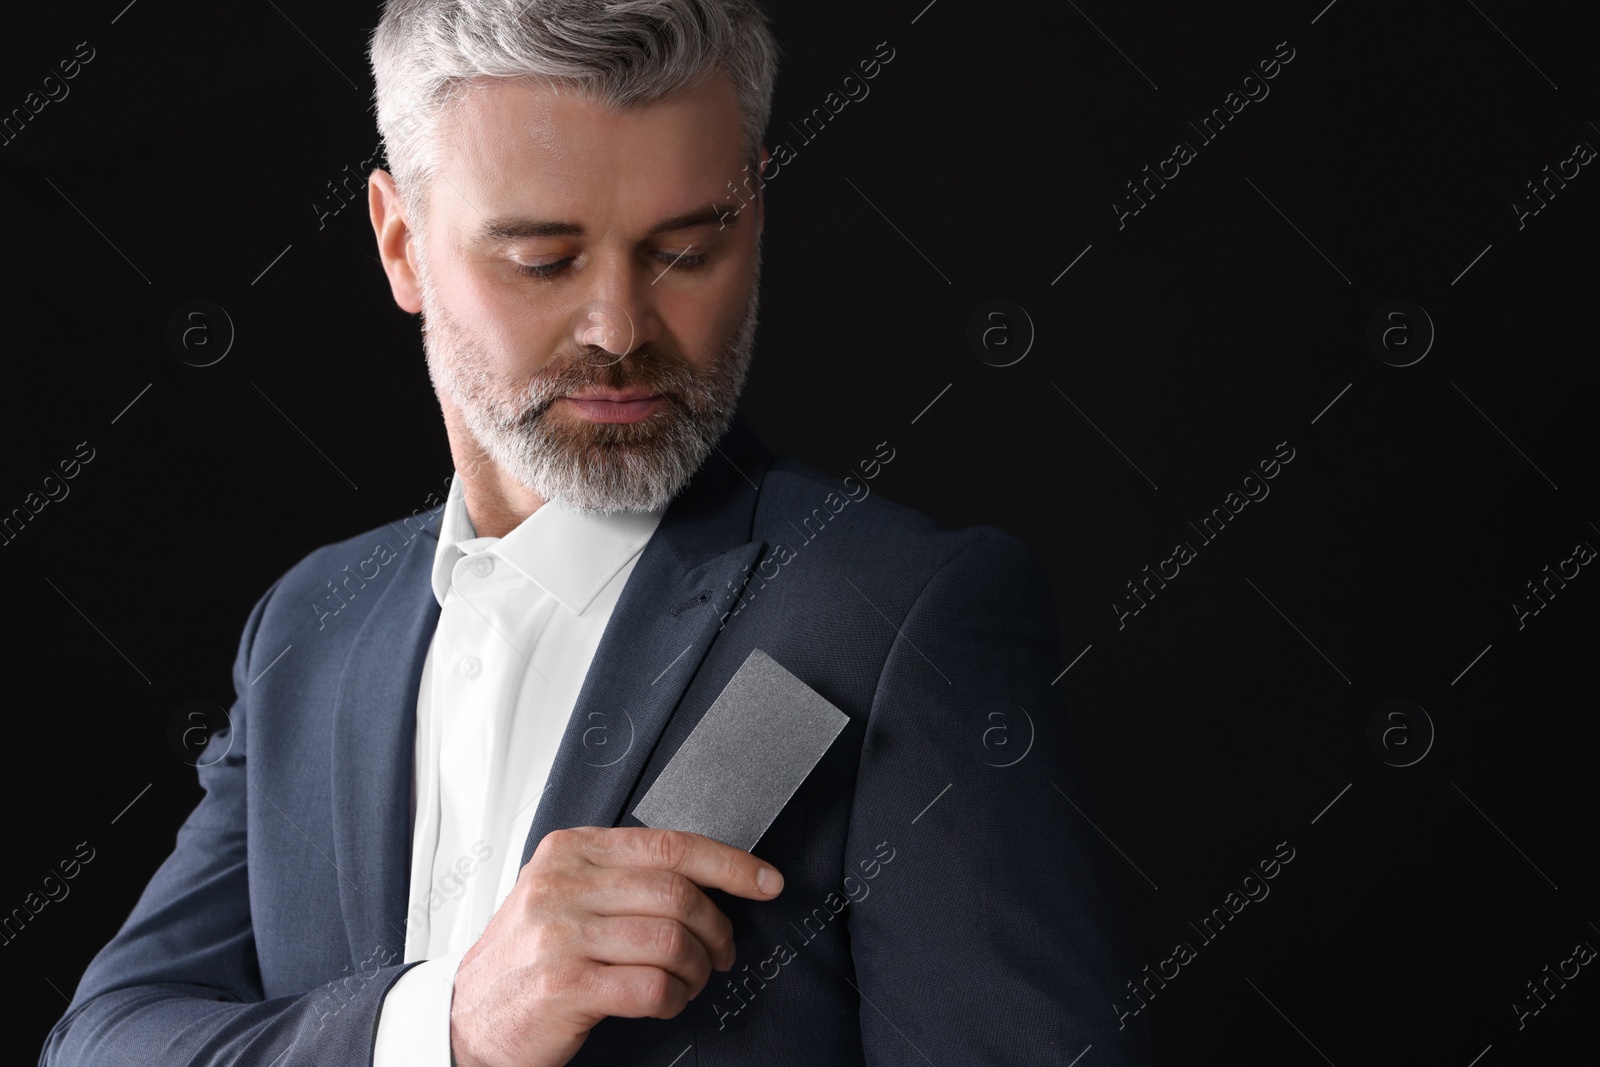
[469,556,494,578]
[459,655,482,679]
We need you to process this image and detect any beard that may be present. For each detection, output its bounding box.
[415,243,759,514]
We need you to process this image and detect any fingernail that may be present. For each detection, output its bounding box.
[757,866,783,894]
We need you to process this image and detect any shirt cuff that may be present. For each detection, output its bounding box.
[373,951,468,1066]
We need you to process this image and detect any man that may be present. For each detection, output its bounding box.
[41,1,1152,1064]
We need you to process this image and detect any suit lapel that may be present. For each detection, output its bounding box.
[328,508,443,964]
[326,413,774,957]
[521,414,773,864]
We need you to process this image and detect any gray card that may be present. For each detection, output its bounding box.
[631,647,849,852]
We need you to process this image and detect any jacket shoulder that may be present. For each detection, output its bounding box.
[274,506,442,594]
[755,454,1040,589]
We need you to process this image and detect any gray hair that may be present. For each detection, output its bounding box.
[368,0,781,227]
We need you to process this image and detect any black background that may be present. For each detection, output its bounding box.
[2,0,1596,1062]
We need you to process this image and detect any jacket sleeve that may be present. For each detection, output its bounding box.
[38,577,422,1066]
[842,530,1154,1066]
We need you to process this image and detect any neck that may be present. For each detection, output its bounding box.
[439,399,547,540]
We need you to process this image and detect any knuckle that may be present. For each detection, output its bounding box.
[651,918,687,961]
[530,918,573,965]
[658,872,698,916]
[644,827,686,871]
[538,959,587,1003]
[577,964,622,1011]
[535,827,571,860]
[522,866,561,908]
[638,968,675,1008]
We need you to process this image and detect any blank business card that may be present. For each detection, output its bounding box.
[632,647,849,852]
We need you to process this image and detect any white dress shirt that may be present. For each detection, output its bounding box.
[372,473,665,1064]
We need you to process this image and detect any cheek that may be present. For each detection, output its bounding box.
[438,263,561,369]
[477,296,540,361]
[681,265,754,360]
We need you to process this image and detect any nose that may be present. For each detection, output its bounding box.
[572,301,634,366]
[569,254,662,366]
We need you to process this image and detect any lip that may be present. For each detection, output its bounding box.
[561,393,664,423]
[567,389,661,402]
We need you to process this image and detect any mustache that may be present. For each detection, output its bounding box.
[515,347,700,418]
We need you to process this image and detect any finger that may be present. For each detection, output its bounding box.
[578,915,714,996]
[567,827,785,901]
[581,963,694,1021]
[582,867,737,971]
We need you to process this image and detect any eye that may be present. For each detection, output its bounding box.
[655,250,708,272]
[512,250,709,279]
[515,257,572,279]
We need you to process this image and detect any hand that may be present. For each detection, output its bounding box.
[448,826,785,1067]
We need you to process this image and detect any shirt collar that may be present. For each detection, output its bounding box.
[429,473,666,615]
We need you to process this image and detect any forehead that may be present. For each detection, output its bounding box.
[429,70,746,228]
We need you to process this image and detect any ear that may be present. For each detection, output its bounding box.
[369,168,423,314]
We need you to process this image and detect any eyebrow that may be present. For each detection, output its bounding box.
[478,201,744,241]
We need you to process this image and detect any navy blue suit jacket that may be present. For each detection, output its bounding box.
[42,414,1153,1065]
